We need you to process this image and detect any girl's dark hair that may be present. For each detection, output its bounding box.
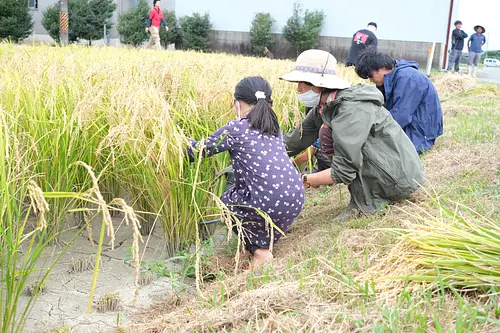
[234,76,280,136]
[355,47,394,79]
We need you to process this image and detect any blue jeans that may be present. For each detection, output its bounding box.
[447,49,462,71]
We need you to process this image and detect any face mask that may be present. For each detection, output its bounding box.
[298,90,321,107]
[235,100,241,120]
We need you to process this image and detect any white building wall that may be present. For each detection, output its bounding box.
[176,0,459,44]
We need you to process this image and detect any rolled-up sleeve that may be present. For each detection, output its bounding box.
[329,103,375,184]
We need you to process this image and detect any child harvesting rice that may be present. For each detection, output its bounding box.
[186,76,305,268]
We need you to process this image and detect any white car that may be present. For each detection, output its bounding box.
[484,58,500,67]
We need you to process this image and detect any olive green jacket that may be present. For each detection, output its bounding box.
[285,84,424,214]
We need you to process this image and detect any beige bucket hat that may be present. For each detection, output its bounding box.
[280,49,351,90]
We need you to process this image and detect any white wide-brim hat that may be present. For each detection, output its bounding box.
[280,49,351,90]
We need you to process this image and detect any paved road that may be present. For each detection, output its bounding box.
[477,67,500,84]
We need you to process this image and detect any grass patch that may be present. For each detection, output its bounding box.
[446,106,499,144]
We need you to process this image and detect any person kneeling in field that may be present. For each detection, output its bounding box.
[186,76,305,268]
[282,50,424,221]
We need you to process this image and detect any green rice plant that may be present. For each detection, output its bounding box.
[0,48,106,238]
[96,293,121,313]
[391,199,500,291]
[0,108,86,333]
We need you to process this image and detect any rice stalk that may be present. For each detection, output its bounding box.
[368,199,500,292]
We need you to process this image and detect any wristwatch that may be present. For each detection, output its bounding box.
[302,174,311,188]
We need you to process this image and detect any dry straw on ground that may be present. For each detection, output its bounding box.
[432,73,476,97]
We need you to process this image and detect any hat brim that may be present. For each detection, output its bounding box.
[280,70,351,90]
[474,25,486,32]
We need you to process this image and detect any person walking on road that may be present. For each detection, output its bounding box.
[146,0,168,50]
[447,20,468,72]
[346,22,378,67]
[467,25,486,78]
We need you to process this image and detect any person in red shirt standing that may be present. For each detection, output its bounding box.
[145,0,168,50]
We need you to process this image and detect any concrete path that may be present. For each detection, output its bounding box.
[477,67,500,84]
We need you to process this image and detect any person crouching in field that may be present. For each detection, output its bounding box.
[355,48,443,154]
[145,0,168,50]
[186,76,305,268]
[283,50,424,221]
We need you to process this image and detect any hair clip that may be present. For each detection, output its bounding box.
[255,91,266,100]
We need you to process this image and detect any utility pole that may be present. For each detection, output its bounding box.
[60,0,69,45]
[443,0,455,69]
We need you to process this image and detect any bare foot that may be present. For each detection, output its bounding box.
[251,249,273,268]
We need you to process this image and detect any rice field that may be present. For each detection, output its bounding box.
[1,44,498,332]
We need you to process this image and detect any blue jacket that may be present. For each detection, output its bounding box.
[383,60,443,154]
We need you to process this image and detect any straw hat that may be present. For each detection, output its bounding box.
[280,49,351,90]
[474,25,486,33]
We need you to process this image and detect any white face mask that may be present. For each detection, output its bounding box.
[298,89,321,107]
[235,100,241,120]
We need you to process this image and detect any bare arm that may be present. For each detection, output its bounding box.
[302,168,335,187]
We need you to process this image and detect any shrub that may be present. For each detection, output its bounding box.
[180,13,211,51]
[117,0,150,46]
[283,1,325,56]
[0,0,33,42]
[41,0,116,45]
[250,13,275,57]
[159,10,181,48]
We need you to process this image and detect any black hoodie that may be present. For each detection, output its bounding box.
[451,28,468,51]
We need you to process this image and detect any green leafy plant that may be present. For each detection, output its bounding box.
[0,0,33,42]
[250,13,275,57]
[282,1,325,56]
[180,12,211,51]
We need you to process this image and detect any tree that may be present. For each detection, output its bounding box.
[117,0,150,46]
[41,0,116,45]
[42,2,61,43]
[282,2,325,56]
[180,13,211,51]
[250,13,275,57]
[0,0,33,42]
[481,50,500,61]
[70,0,116,45]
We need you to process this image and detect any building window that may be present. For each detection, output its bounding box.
[29,0,38,9]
